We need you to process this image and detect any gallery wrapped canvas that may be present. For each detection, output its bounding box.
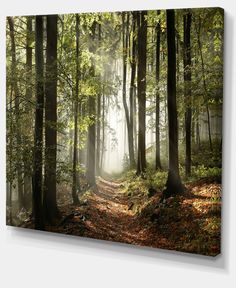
[6,7,223,256]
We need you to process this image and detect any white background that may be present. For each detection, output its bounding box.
[0,0,235,287]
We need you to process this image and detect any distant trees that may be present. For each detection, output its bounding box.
[7,17,24,209]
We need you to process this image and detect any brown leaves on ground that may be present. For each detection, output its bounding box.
[49,176,221,256]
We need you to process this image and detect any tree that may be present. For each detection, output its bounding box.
[96,21,102,175]
[23,16,33,208]
[72,14,81,205]
[43,15,59,223]
[136,11,147,176]
[86,21,96,186]
[155,10,162,170]
[163,10,184,198]
[130,12,138,157]
[32,16,45,230]
[122,12,135,168]
[184,11,192,177]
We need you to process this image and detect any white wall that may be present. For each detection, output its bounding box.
[0,1,235,287]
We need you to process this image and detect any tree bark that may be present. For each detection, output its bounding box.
[155,10,162,170]
[184,12,192,177]
[136,11,147,176]
[72,14,81,205]
[122,12,135,168]
[32,16,45,230]
[129,12,137,167]
[86,21,96,186]
[163,10,184,198]
[23,16,33,209]
[44,15,59,223]
[96,22,102,175]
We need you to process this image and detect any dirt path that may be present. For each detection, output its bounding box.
[56,177,167,248]
[53,176,221,255]
[77,177,155,246]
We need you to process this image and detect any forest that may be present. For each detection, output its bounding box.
[6,7,223,256]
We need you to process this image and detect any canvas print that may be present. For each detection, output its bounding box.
[6,7,223,256]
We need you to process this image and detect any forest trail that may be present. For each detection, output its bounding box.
[55,177,169,249]
[51,176,221,255]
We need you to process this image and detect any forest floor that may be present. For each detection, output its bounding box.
[47,176,221,256]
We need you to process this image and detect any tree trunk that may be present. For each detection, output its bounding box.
[86,22,96,186]
[7,17,24,210]
[122,12,135,168]
[44,15,59,223]
[100,85,105,170]
[163,10,184,198]
[155,10,162,170]
[184,12,192,177]
[23,16,33,209]
[72,14,80,205]
[96,22,102,175]
[136,11,147,176]
[32,16,45,230]
[129,12,137,167]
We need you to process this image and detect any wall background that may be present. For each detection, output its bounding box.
[0,1,235,287]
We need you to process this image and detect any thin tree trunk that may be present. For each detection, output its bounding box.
[129,12,137,167]
[44,15,59,223]
[100,85,105,170]
[23,16,33,209]
[7,17,24,209]
[155,10,162,170]
[72,14,80,205]
[122,12,135,168]
[184,12,192,177]
[136,11,147,176]
[86,21,96,186]
[96,22,102,175]
[133,87,137,155]
[163,10,184,198]
[32,16,45,230]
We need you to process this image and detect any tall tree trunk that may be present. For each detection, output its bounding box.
[32,16,45,230]
[86,22,96,186]
[184,12,192,177]
[122,12,135,168]
[7,17,24,209]
[155,10,162,170]
[72,14,80,205]
[136,11,147,176]
[96,22,102,175]
[129,12,137,167]
[23,16,33,209]
[44,15,59,223]
[163,10,184,198]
